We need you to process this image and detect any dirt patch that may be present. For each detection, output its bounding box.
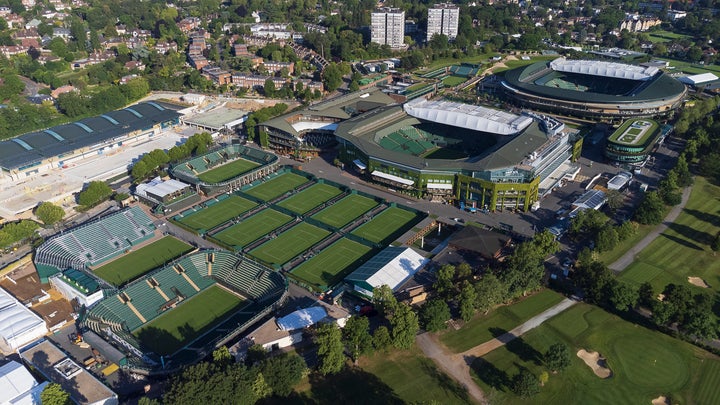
[505,55,518,61]
[688,276,710,288]
[577,349,612,378]
[651,395,669,405]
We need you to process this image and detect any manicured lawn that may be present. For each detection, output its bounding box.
[441,75,469,87]
[134,285,245,355]
[176,195,256,231]
[351,207,419,244]
[290,238,373,290]
[94,237,193,286]
[596,215,668,266]
[439,290,565,353]
[471,303,720,405]
[312,194,379,228]
[197,158,259,183]
[276,183,343,214]
[619,177,720,294]
[658,57,720,75]
[212,209,291,248]
[249,222,331,266]
[244,172,309,201]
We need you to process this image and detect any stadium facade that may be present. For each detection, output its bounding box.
[0,102,181,183]
[335,98,581,211]
[500,58,687,120]
[604,118,661,163]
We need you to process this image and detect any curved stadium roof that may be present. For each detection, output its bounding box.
[502,58,686,105]
[404,99,532,136]
[549,57,659,81]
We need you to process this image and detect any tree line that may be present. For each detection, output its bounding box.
[131,132,213,182]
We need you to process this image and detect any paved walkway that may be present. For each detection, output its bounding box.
[416,298,577,404]
[609,185,693,272]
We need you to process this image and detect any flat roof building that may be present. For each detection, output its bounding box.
[371,7,405,49]
[427,3,459,42]
[345,246,428,296]
[0,286,48,353]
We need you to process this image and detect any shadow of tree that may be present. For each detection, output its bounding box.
[418,356,470,402]
[660,232,704,251]
[489,327,518,344]
[468,356,509,392]
[684,208,720,228]
[307,367,404,404]
[666,220,714,246]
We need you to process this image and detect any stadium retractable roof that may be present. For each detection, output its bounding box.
[404,99,532,136]
[549,57,658,81]
[0,102,181,171]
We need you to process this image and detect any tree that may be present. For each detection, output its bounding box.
[131,160,150,181]
[456,262,473,281]
[634,191,665,225]
[502,241,545,297]
[41,383,72,405]
[252,372,272,399]
[419,299,451,332]
[212,346,232,368]
[77,181,113,208]
[605,189,624,212]
[475,273,508,313]
[315,322,345,375]
[595,225,619,252]
[373,325,392,352]
[245,344,267,366]
[544,343,571,372]
[637,282,655,308]
[609,281,638,312]
[511,370,540,398]
[390,303,419,349]
[372,284,398,316]
[263,78,276,97]
[258,352,306,396]
[138,398,160,405]
[35,202,65,225]
[343,315,373,363]
[458,281,477,322]
[433,264,456,297]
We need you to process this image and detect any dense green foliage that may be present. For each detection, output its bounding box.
[0,220,39,247]
[35,202,65,225]
[77,181,113,208]
[245,103,288,142]
[419,298,451,332]
[40,383,72,405]
[315,322,345,375]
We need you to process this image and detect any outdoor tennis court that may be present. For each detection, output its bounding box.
[312,194,379,228]
[176,195,257,231]
[249,222,331,266]
[244,172,309,201]
[351,207,419,243]
[212,209,292,248]
[276,183,343,214]
[290,238,373,290]
[197,158,259,183]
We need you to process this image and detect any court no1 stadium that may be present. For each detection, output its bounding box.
[500,58,687,119]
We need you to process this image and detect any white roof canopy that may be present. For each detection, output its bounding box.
[0,361,38,404]
[404,99,532,136]
[679,72,718,85]
[0,287,47,350]
[276,307,327,331]
[550,57,659,81]
[371,170,415,185]
[290,121,338,133]
[427,182,453,189]
[353,159,367,170]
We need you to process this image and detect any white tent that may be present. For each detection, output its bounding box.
[0,360,47,405]
[0,287,48,353]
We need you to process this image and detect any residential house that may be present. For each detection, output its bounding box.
[263,61,294,75]
[232,73,288,89]
[202,66,232,85]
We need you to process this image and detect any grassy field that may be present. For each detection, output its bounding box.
[94,237,193,286]
[197,158,259,183]
[441,75,469,87]
[290,238,373,290]
[471,303,720,405]
[177,195,257,231]
[276,183,343,214]
[658,57,720,75]
[250,222,331,266]
[647,29,693,43]
[311,194,379,228]
[133,285,245,356]
[595,221,661,265]
[351,207,419,244]
[244,172,309,201]
[619,177,720,294]
[212,209,291,248]
[440,290,565,353]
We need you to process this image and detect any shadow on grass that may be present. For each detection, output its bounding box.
[489,328,543,365]
[684,208,720,228]
[306,367,404,404]
[659,232,704,251]
[468,355,509,392]
[418,356,471,402]
[135,326,184,356]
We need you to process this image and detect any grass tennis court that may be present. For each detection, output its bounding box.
[250,222,331,266]
[351,207,419,243]
[471,303,720,404]
[133,285,245,356]
[197,158,259,183]
[244,172,309,201]
[94,237,194,286]
[276,183,343,214]
[176,195,257,231]
[312,194,379,228]
[291,238,373,290]
[212,209,292,248]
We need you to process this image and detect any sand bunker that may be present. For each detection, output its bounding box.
[688,277,710,288]
[577,349,612,378]
[657,293,665,302]
[651,396,669,405]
